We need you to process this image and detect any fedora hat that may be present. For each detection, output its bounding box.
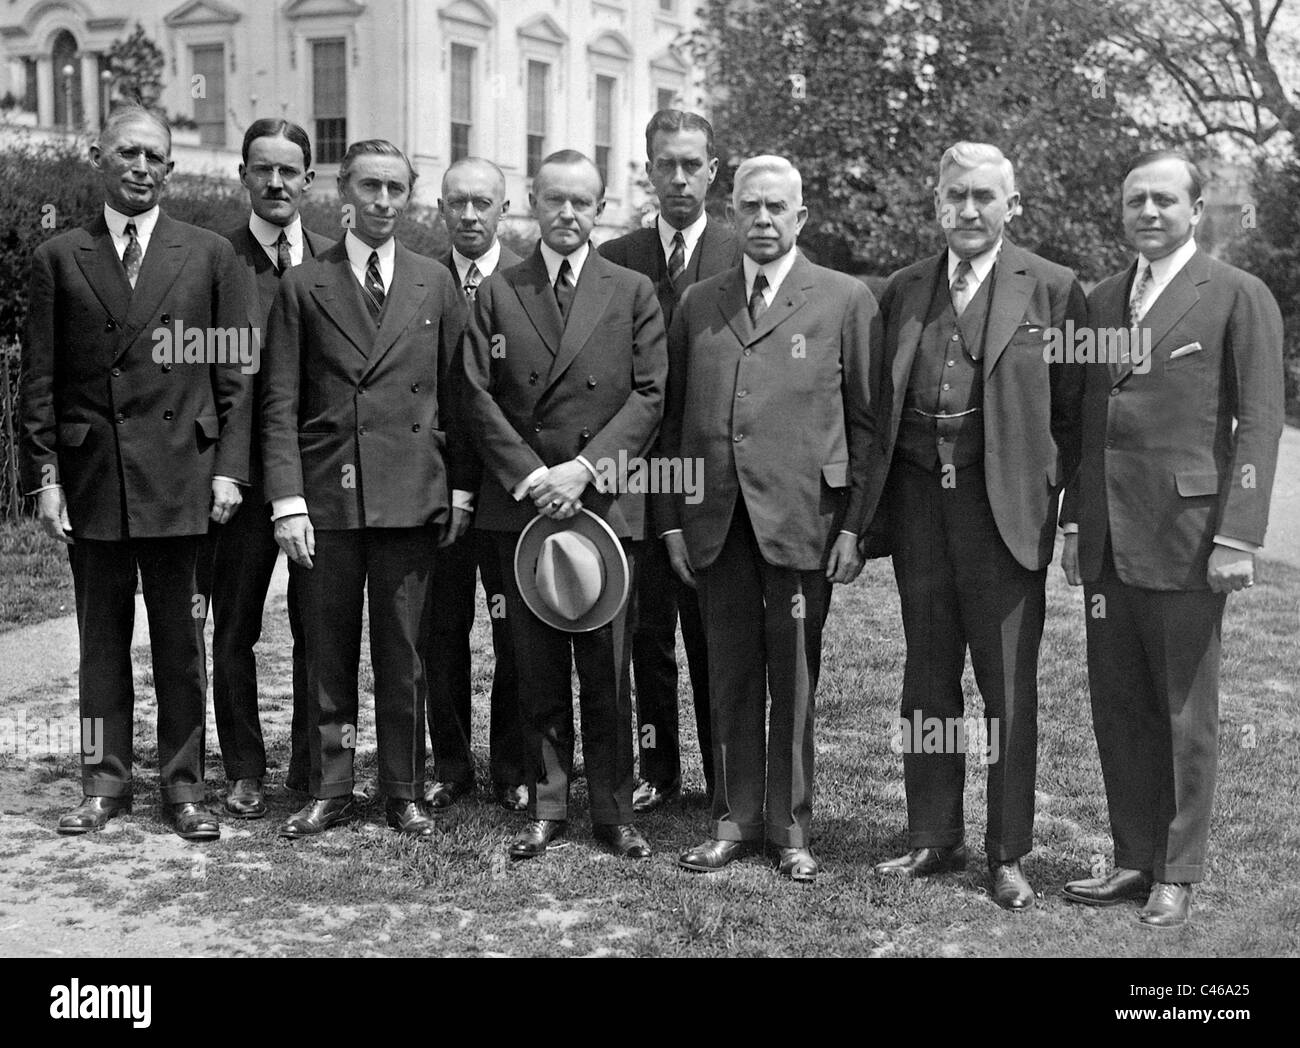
[514,509,630,632]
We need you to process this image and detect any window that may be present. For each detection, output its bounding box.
[659,0,677,11]
[312,38,348,164]
[23,58,38,113]
[594,75,615,190]
[656,87,676,112]
[190,45,227,147]
[51,30,83,129]
[526,60,549,178]
[450,43,474,163]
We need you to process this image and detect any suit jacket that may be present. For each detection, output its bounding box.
[224,220,334,500]
[864,240,1087,571]
[656,251,878,573]
[1062,249,1284,590]
[598,217,740,330]
[261,238,469,529]
[20,210,252,541]
[461,245,668,538]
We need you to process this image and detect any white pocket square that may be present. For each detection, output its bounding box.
[1169,341,1203,359]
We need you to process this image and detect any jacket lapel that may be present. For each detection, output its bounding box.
[363,243,427,375]
[545,250,615,389]
[73,217,132,330]
[717,264,752,347]
[747,252,811,345]
[696,219,738,280]
[309,244,375,361]
[512,247,563,356]
[983,241,1035,377]
[122,212,187,343]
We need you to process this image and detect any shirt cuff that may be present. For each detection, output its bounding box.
[512,466,548,501]
[1213,535,1259,554]
[270,495,308,521]
[213,475,243,487]
[576,454,599,480]
[27,483,62,497]
[452,489,475,512]
[1061,523,1079,534]
[839,530,857,538]
[659,528,683,539]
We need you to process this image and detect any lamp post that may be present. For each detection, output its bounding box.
[62,63,75,133]
[100,68,113,128]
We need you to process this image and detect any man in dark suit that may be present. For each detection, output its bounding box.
[20,106,251,840]
[461,150,667,861]
[599,110,738,811]
[262,139,470,839]
[1061,151,1284,928]
[662,156,875,882]
[422,156,527,813]
[864,143,1086,909]
[196,119,333,819]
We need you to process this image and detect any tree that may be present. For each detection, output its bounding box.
[106,23,165,108]
[691,0,1166,279]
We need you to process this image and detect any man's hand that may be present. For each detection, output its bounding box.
[825,532,864,584]
[210,477,243,524]
[36,487,73,544]
[664,532,695,588]
[1062,533,1082,586]
[532,461,591,520]
[439,506,473,548]
[1207,544,1255,593]
[274,513,315,568]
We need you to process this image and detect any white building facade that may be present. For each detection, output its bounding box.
[1,0,704,219]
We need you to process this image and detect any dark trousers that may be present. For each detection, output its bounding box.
[888,460,1044,861]
[1085,546,1225,883]
[423,530,525,787]
[197,502,307,782]
[694,503,831,849]
[631,536,712,792]
[291,527,435,800]
[488,530,636,826]
[68,536,208,803]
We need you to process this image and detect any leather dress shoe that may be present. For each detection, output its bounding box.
[778,846,820,882]
[1064,867,1153,907]
[386,798,436,838]
[57,795,131,835]
[594,823,651,859]
[678,838,750,872]
[224,777,266,819]
[632,779,680,813]
[493,783,529,812]
[874,845,967,878]
[280,796,357,838]
[170,802,220,841]
[1139,882,1192,929]
[425,779,473,810]
[509,819,567,859]
[989,859,1035,910]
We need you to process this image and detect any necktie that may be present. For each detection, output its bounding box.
[668,231,686,283]
[748,272,768,326]
[950,259,974,316]
[464,261,482,301]
[554,259,574,323]
[276,230,293,274]
[1129,262,1153,324]
[122,220,142,289]
[363,251,385,321]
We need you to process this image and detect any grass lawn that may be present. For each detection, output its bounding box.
[0,519,74,632]
[0,538,1295,957]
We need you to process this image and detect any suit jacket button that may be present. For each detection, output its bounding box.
[1110,388,1119,396]
[530,372,539,385]
[743,348,752,356]
[733,434,743,443]
[411,383,420,393]
[359,426,367,436]
[162,363,172,372]
[161,314,170,324]
[412,424,421,432]
[587,376,597,389]
[115,413,125,424]
[111,367,121,377]
[534,422,543,433]
[358,386,367,395]
[581,428,591,439]
[737,389,747,398]
[105,321,116,332]
[163,410,174,421]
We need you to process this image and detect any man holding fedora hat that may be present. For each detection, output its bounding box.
[461,149,668,861]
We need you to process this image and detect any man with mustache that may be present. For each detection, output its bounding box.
[1061,151,1284,928]
[599,110,738,811]
[863,142,1086,909]
[21,106,251,840]
[197,119,333,819]
[423,156,527,813]
[262,139,471,838]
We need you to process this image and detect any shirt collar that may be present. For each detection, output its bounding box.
[1138,236,1198,286]
[947,238,1002,286]
[250,212,302,250]
[452,238,502,283]
[657,211,709,265]
[742,246,799,299]
[104,204,160,240]
[345,230,395,269]
[540,240,590,285]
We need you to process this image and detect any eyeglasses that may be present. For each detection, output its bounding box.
[111,146,169,167]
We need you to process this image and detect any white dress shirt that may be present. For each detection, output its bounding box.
[104,203,160,260]
[451,237,502,288]
[658,210,709,271]
[250,212,304,269]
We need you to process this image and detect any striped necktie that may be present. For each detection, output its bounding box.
[1128,262,1154,324]
[122,221,142,288]
[950,260,974,316]
[668,231,686,283]
[748,272,768,326]
[363,251,386,321]
[464,261,482,301]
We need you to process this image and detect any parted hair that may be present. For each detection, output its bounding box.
[644,109,717,159]
[1125,149,1204,200]
[242,119,312,170]
[338,139,417,187]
